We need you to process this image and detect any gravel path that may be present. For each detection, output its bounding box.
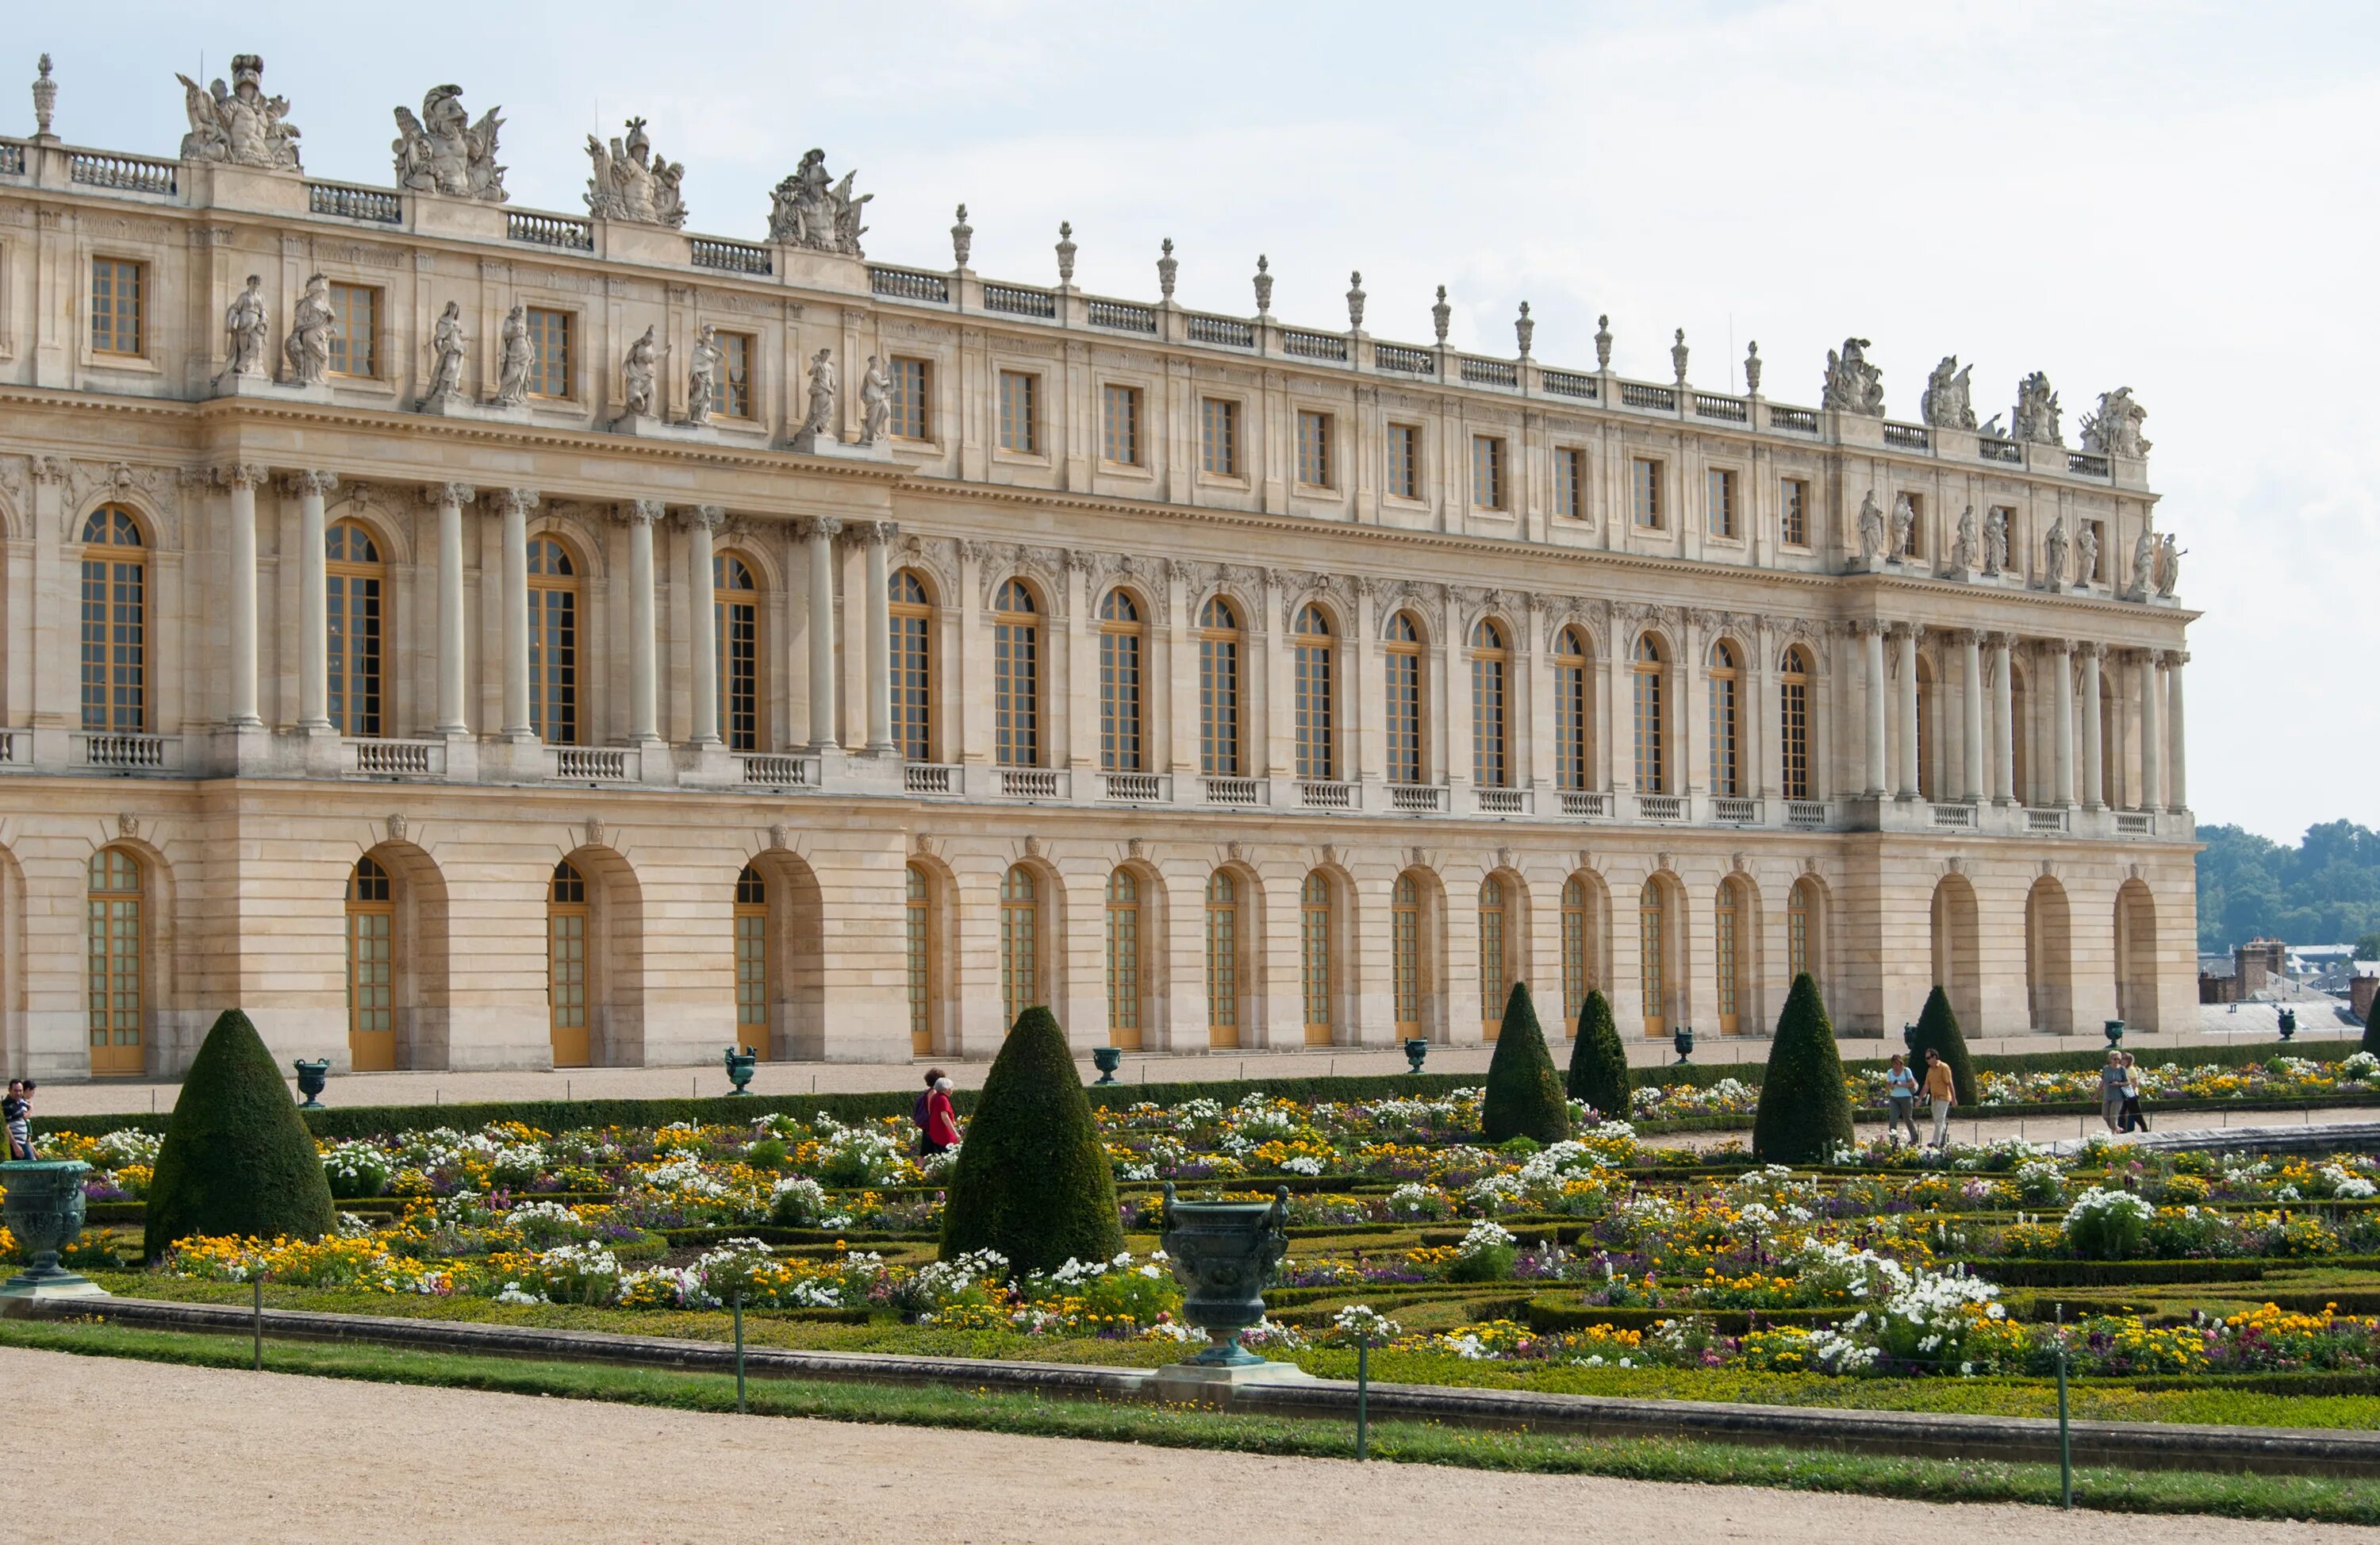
[0,1346,2357,1544]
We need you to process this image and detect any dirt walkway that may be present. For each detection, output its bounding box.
[0,1346,2356,1544]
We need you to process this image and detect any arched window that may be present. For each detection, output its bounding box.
[1385,611,1425,785]
[1477,874,1508,1037]
[526,537,579,744]
[1708,640,1741,797]
[1392,873,1422,1037]
[1779,646,1812,801]
[1715,879,1749,1034]
[1554,627,1591,791]
[904,863,935,1055]
[326,521,384,739]
[1205,871,1240,1047]
[1470,619,1509,788]
[890,569,933,762]
[1561,876,1593,1030]
[1198,597,1242,777]
[1633,636,1668,794]
[1098,590,1144,773]
[1293,605,1334,781]
[999,863,1038,1027]
[1300,872,1332,1045]
[1787,877,1820,987]
[347,855,395,1070]
[993,580,1039,768]
[1638,878,1668,1039]
[1105,867,1142,1049]
[716,553,761,752]
[86,847,144,1075]
[547,859,589,1067]
[734,863,769,1056]
[80,508,147,732]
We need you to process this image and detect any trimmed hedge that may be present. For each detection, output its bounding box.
[1948,1258,2271,1288]
[1564,988,1632,1121]
[1751,974,1855,1163]
[143,1009,337,1261]
[939,1006,1123,1274]
[1482,983,1571,1144]
[1909,985,1979,1105]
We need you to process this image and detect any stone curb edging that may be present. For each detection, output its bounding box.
[2047,1120,2380,1157]
[28,1297,2380,1476]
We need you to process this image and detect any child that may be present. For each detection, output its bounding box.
[2,1078,33,1161]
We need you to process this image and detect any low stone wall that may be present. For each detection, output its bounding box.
[2054,1120,2380,1157]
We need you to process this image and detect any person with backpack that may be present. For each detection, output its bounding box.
[912,1068,945,1156]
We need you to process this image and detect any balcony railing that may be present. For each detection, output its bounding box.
[1388,783,1446,813]
[1373,342,1434,375]
[1558,789,1611,817]
[997,767,1062,800]
[1883,422,1931,452]
[1931,801,1977,829]
[1202,775,1262,806]
[2068,451,2112,478]
[1086,298,1157,334]
[1713,796,1758,824]
[1637,794,1685,821]
[2027,806,2069,833]
[551,747,635,782]
[1785,799,1828,828]
[1184,313,1254,348]
[904,763,959,796]
[1297,779,1353,809]
[1541,369,1598,401]
[1281,329,1349,362]
[0,141,23,176]
[1768,405,1820,434]
[738,753,813,786]
[691,237,773,276]
[983,282,1056,319]
[308,180,401,225]
[1100,771,1164,801]
[1979,436,2023,464]
[71,150,175,194]
[349,738,442,777]
[1693,393,1749,423]
[1460,356,1518,389]
[509,210,593,252]
[0,728,28,767]
[868,265,949,302]
[1619,382,1677,411]
[2115,811,2155,836]
[1474,786,1524,815]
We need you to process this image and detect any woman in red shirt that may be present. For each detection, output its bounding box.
[923,1075,961,1155]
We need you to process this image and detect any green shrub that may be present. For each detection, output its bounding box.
[143,1009,337,1262]
[1481,983,1571,1145]
[2063,1187,2154,1261]
[1750,974,1855,1164]
[1564,988,1631,1121]
[1907,985,1978,1105]
[939,1005,1123,1275]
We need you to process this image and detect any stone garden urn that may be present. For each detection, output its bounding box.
[1158,1182,1290,1368]
[1092,1046,1123,1085]
[293,1058,330,1108]
[1403,1038,1429,1074]
[0,1159,106,1300]
[723,1045,758,1093]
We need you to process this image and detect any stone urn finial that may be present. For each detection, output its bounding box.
[1253,255,1273,316]
[1431,284,1450,344]
[32,53,56,140]
[1055,221,1077,284]
[1345,271,1366,331]
[1672,327,1690,386]
[1745,340,1763,394]
[1157,237,1177,301]
[1595,313,1614,371]
[1515,301,1534,359]
[950,204,973,269]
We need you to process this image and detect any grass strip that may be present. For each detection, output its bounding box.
[2,1315,2374,1523]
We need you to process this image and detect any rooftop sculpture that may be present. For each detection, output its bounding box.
[393,84,505,202]
[585,117,685,229]
[768,149,869,256]
[176,53,300,170]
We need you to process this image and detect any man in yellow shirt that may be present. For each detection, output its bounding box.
[1922,1047,1956,1149]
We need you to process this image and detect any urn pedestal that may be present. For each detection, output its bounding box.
[0,1160,106,1305]
[1150,1183,1311,1402]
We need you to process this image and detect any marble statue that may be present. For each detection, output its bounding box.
[283,272,336,386]
[2012,371,2062,445]
[1821,336,1885,417]
[2043,515,2069,588]
[1982,505,2008,575]
[393,84,506,202]
[620,325,660,419]
[1921,356,1976,430]
[685,324,720,428]
[1888,493,1915,559]
[2158,533,2182,598]
[2081,386,2151,459]
[585,117,686,229]
[768,149,870,256]
[420,301,466,406]
[2075,521,2098,586]
[800,348,838,438]
[176,55,301,170]
[223,275,268,379]
[1951,505,1979,572]
[494,302,533,407]
[858,355,892,445]
[2129,527,2159,601]
[1855,490,1886,563]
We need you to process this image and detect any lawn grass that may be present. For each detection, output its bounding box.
[2,1314,2372,1524]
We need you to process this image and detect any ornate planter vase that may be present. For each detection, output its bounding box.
[1092,1046,1123,1085]
[723,1046,758,1093]
[1160,1183,1288,1367]
[1,1159,99,1294]
[1403,1038,1429,1074]
[293,1059,330,1108]
[2103,1019,2126,1047]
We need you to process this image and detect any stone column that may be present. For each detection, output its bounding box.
[291,470,338,731]
[221,465,264,726]
[2050,640,2075,807]
[1893,623,1919,800]
[684,505,724,745]
[1990,633,2015,805]
[2166,650,2189,811]
[430,482,474,736]
[2138,648,2163,812]
[1960,629,1986,803]
[801,517,843,749]
[1859,620,1887,797]
[2079,641,2105,809]
[494,489,538,740]
[620,500,665,746]
[862,521,896,753]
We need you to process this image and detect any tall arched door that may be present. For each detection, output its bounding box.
[734,863,771,1058]
[86,847,144,1076]
[346,856,397,1070]
[547,860,591,1067]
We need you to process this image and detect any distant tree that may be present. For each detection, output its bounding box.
[2197,822,2380,954]
[2355,932,2380,963]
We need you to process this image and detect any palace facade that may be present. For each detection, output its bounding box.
[0,57,2198,1078]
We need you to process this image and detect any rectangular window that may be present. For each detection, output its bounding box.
[1296,410,1332,488]
[1706,467,1737,539]
[1632,457,1664,528]
[1387,423,1420,501]
[1472,435,1506,510]
[328,282,379,379]
[1200,397,1239,478]
[1781,478,1810,547]
[525,307,572,399]
[1901,494,1925,558]
[998,370,1039,453]
[712,332,754,419]
[1101,383,1141,466]
[90,258,145,357]
[1554,448,1584,520]
[890,356,930,440]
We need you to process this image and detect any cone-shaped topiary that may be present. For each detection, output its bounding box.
[1483,982,1572,1144]
[1564,988,1632,1122]
[1751,974,1856,1164]
[939,1005,1123,1275]
[144,1009,337,1262]
[1906,984,1978,1105]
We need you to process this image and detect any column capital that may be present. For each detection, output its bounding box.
[682,503,727,532]
[845,517,898,548]
[1956,627,1989,648]
[424,482,478,508]
[2044,635,2074,656]
[278,469,339,499]
[799,515,845,541]
[2077,640,2107,661]
[615,498,666,527]
[1987,631,2019,652]
[213,463,269,491]
[1887,620,1921,643]
[1850,617,1889,640]
[2166,648,2190,667]
[2142,646,2168,667]
[490,487,540,518]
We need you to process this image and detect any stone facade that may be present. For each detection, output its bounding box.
[0,68,2197,1078]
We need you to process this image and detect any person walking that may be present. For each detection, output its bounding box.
[1922,1047,1956,1149]
[922,1074,961,1156]
[2098,1050,2128,1133]
[912,1067,946,1157]
[2118,1052,2150,1134]
[1883,1054,1921,1147]
[2,1079,32,1161]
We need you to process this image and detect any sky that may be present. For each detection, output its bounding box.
[30,1,2379,844]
